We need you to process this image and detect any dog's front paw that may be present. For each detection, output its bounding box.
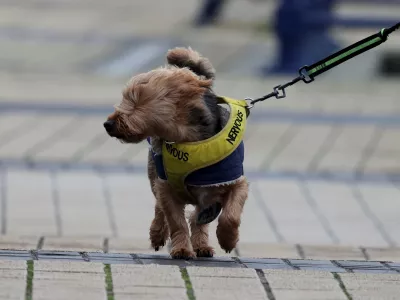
[216,225,239,253]
[194,246,215,258]
[170,248,196,260]
[150,225,169,251]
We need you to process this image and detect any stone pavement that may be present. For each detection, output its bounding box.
[1,0,400,299]
[1,236,400,299]
[1,166,400,248]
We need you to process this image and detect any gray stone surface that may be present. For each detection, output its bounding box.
[263,269,347,300]
[340,273,400,300]
[1,167,400,248]
[188,267,268,300]
[0,0,400,297]
[112,264,187,300]
[34,261,106,300]
[0,260,26,300]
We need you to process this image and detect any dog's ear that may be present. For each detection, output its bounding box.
[166,47,215,80]
[164,68,212,102]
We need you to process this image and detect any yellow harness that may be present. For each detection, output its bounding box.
[161,96,248,195]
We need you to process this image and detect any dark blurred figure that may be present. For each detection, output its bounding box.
[193,0,227,26]
[262,0,339,75]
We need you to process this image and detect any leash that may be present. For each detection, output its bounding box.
[246,22,400,107]
[197,22,399,226]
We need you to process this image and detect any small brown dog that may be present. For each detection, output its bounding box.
[104,47,249,259]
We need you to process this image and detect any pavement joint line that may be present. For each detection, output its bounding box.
[381,261,400,273]
[0,115,42,151]
[281,258,298,270]
[25,260,34,300]
[130,253,144,265]
[0,26,130,45]
[96,42,168,77]
[1,159,400,185]
[3,102,400,125]
[80,252,90,262]
[360,247,370,260]
[1,170,7,234]
[232,256,247,267]
[256,269,276,300]
[295,244,306,259]
[0,250,400,274]
[353,126,384,175]
[50,171,63,237]
[29,250,39,261]
[100,174,118,238]
[351,184,396,247]
[104,264,115,300]
[180,267,196,300]
[299,181,340,244]
[24,116,80,159]
[332,272,353,300]
[252,183,285,243]
[306,125,343,172]
[70,133,108,162]
[103,238,109,253]
[36,237,45,250]
[259,124,298,170]
[331,260,353,273]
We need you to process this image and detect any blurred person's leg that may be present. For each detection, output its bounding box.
[194,0,227,26]
[262,0,339,76]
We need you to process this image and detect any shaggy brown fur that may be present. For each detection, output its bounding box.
[104,47,249,259]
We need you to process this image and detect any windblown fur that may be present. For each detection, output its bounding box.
[104,47,249,259]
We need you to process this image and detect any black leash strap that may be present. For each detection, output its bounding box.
[250,22,400,106]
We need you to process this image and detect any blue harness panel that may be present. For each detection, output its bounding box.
[148,138,244,186]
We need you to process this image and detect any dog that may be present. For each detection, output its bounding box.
[104,47,249,259]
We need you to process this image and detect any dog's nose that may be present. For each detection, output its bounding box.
[103,120,115,132]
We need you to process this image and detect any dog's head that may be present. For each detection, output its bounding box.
[104,47,217,144]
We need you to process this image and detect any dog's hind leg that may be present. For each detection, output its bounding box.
[216,178,249,253]
[156,180,195,259]
[189,206,214,257]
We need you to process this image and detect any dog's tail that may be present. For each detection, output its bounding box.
[166,47,215,80]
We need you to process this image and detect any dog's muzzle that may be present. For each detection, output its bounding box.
[103,120,115,134]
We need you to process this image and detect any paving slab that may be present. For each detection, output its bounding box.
[6,170,57,236]
[112,264,187,300]
[263,269,347,300]
[301,244,365,261]
[237,242,299,259]
[253,180,334,245]
[0,235,40,250]
[34,261,106,300]
[0,260,26,300]
[108,238,169,255]
[340,273,400,300]
[304,181,389,247]
[267,124,333,173]
[188,267,268,300]
[1,167,400,247]
[56,171,113,237]
[364,247,400,262]
[42,236,104,252]
[357,184,400,246]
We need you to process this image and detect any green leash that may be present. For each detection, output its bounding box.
[249,22,400,105]
[197,22,400,226]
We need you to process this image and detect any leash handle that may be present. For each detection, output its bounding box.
[302,23,399,81]
[250,22,400,106]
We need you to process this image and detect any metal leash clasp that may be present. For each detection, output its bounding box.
[244,98,254,109]
[273,85,286,99]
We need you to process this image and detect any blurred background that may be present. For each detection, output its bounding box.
[0,0,399,252]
